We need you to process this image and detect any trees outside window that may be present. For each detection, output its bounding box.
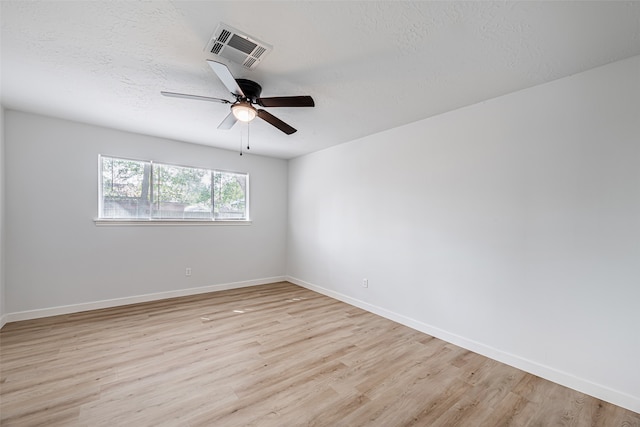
[99,156,248,220]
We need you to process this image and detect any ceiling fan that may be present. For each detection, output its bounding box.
[161,60,314,135]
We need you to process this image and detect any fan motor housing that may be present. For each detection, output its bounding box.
[236,79,262,103]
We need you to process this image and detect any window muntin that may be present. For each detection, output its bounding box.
[99,156,248,221]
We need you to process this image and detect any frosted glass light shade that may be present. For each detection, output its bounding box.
[232,102,257,122]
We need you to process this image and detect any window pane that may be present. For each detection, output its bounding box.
[101,157,151,218]
[153,163,212,219]
[214,171,247,220]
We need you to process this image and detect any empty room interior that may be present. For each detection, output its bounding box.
[1,1,639,425]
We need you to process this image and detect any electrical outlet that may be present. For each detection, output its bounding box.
[185,268,192,276]
[362,278,368,288]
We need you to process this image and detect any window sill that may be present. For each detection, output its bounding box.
[94,219,252,226]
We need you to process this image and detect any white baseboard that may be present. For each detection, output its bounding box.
[0,313,7,330]
[3,276,286,325]
[287,276,640,414]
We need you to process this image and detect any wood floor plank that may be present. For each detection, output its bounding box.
[1,282,638,426]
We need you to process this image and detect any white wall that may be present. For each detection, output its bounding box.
[0,106,5,328]
[287,55,640,412]
[4,111,288,316]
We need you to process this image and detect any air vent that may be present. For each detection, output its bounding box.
[210,42,223,55]
[205,23,272,69]
[218,29,231,44]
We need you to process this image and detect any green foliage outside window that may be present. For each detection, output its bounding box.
[100,156,248,220]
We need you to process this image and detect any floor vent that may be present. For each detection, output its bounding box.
[205,23,272,69]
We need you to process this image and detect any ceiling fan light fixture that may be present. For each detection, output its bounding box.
[231,102,257,122]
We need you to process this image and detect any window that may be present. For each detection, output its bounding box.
[99,156,248,221]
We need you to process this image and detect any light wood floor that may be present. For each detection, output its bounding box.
[1,282,638,427]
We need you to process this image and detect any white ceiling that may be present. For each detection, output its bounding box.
[2,1,639,159]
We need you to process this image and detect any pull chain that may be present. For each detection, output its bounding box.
[238,121,251,156]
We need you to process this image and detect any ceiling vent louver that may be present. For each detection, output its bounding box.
[205,23,272,69]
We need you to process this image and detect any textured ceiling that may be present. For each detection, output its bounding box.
[2,1,640,159]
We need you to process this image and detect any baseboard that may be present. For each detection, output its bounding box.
[3,276,286,324]
[287,276,640,414]
[0,313,7,330]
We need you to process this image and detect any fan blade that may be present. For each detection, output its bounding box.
[206,60,245,98]
[257,110,297,135]
[217,111,238,130]
[161,91,231,104]
[258,96,315,108]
